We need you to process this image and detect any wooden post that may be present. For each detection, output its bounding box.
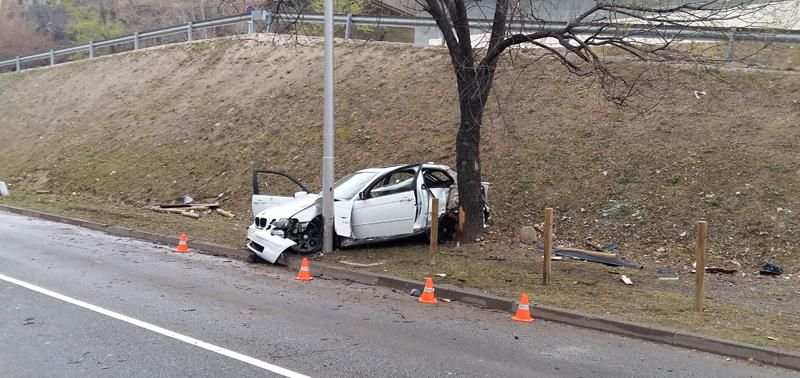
[543,208,553,286]
[694,221,708,312]
[429,197,439,266]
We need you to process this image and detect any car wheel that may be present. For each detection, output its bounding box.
[437,214,457,243]
[246,252,262,264]
[293,217,323,254]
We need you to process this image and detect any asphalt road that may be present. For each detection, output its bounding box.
[0,211,795,377]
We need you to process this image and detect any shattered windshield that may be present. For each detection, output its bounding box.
[333,171,380,200]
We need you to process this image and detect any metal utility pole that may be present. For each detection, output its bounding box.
[321,0,336,253]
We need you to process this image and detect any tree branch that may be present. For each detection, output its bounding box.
[420,0,462,60]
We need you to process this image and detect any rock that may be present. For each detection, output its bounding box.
[519,226,538,245]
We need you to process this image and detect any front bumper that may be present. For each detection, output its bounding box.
[247,225,296,264]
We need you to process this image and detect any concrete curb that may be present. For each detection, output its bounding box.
[2,203,798,371]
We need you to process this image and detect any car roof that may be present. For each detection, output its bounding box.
[355,163,451,175]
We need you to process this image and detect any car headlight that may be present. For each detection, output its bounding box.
[272,218,292,230]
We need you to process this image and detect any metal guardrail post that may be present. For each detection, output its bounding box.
[50,50,55,66]
[266,12,273,33]
[726,27,737,61]
[345,14,353,39]
[15,56,21,72]
[248,14,255,34]
[134,31,140,49]
[89,41,95,58]
[187,22,193,41]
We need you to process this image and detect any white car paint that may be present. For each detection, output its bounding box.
[246,163,489,264]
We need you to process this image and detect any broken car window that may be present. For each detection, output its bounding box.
[423,169,454,188]
[369,170,415,198]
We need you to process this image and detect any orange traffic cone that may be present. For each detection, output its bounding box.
[418,277,437,304]
[512,294,534,323]
[295,258,313,281]
[176,233,189,253]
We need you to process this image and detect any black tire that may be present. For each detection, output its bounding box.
[437,214,457,243]
[292,217,323,254]
[246,251,262,264]
[424,214,456,244]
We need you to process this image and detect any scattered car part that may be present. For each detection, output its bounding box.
[178,195,194,205]
[540,247,643,269]
[760,263,783,276]
[705,266,738,274]
[656,268,679,280]
[536,246,618,259]
[621,275,633,285]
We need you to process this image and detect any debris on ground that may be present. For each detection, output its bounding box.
[536,245,642,269]
[338,260,385,267]
[0,181,9,197]
[434,273,447,277]
[694,90,708,99]
[540,246,618,259]
[760,263,783,276]
[705,266,738,274]
[35,189,50,194]
[180,210,200,219]
[440,298,452,303]
[215,208,235,218]
[409,288,421,297]
[150,197,235,220]
[703,260,742,274]
[177,195,194,205]
[657,268,679,280]
[621,275,633,285]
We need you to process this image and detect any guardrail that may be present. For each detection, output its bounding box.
[2,11,799,72]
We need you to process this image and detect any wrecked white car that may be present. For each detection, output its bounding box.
[246,163,489,264]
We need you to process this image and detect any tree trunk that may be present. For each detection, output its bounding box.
[456,66,493,241]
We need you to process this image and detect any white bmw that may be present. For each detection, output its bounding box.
[246,163,489,264]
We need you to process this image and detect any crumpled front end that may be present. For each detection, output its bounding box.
[247,224,296,264]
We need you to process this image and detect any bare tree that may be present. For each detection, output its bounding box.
[0,17,54,60]
[418,0,790,240]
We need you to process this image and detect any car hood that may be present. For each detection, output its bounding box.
[255,193,322,221]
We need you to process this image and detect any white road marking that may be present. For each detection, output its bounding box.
[0,273,310,378]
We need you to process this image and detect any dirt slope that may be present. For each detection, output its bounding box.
[0,34,798,271]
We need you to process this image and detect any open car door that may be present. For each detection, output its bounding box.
[251,170,311,216]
